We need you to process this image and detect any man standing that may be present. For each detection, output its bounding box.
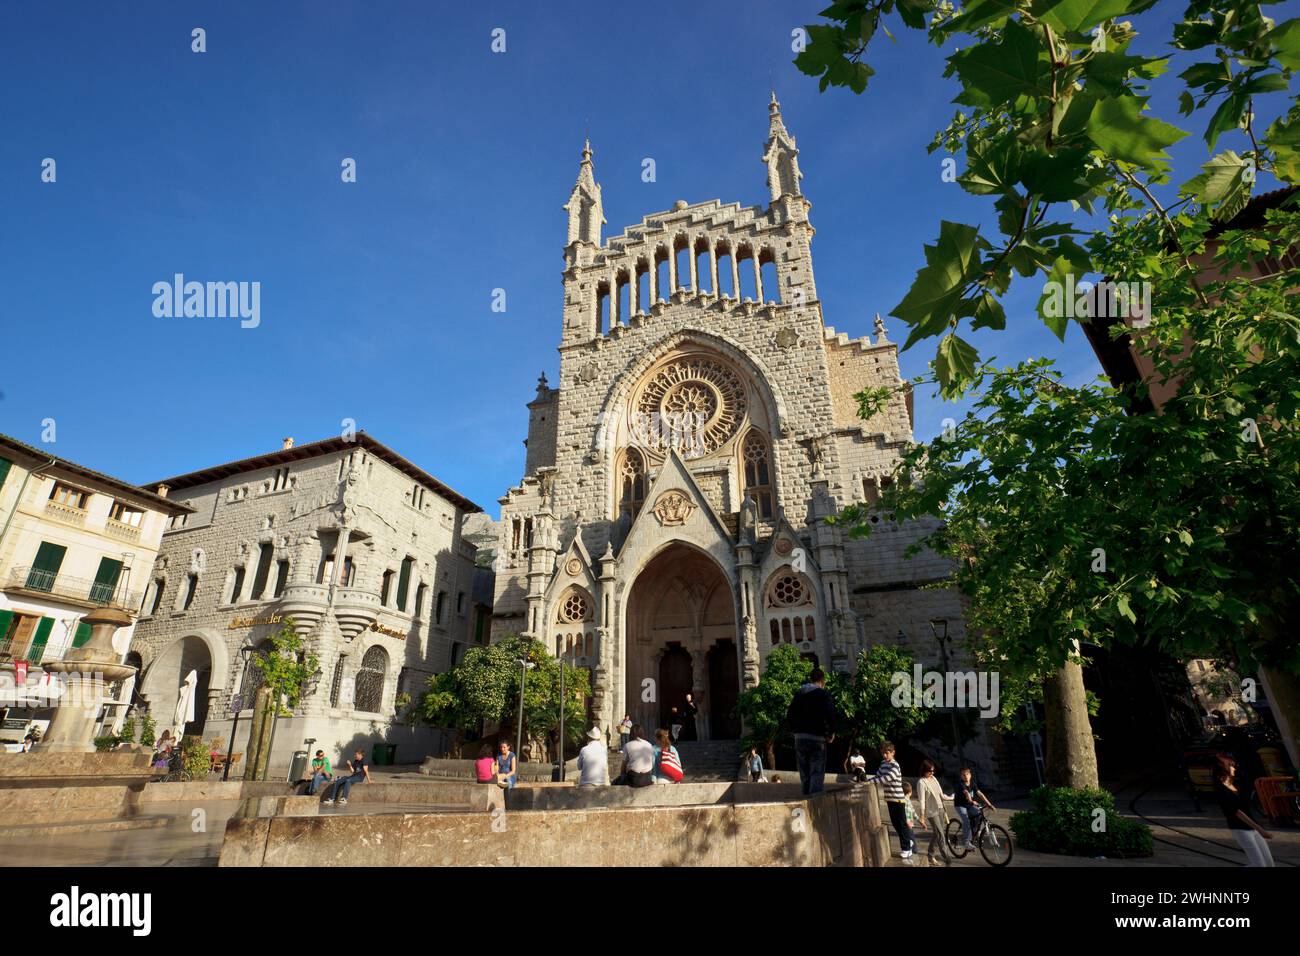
[786,667,835,796]
[681,693,699,742]
[577,726,608,787]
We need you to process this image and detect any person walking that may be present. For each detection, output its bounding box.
[577,726,608,787]
[786,667,835,796]
[745,746,765,782]
[621,724,655,788]
[1215,755,1275,866]
[669,707,683,743]
[322,748,371,806]
[915,759,953,866]
[863,741,913,860]
[617,715,633,750]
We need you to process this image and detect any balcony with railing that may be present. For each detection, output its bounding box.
[43,499,88,527]
[3,566,141,613]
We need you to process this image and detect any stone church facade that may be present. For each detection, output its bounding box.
[493,97,988,766]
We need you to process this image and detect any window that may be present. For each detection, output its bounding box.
[414,584,427,619]
[182,573,198,610]
[381,570,395,606]
[474,607,487,644]
[411,485,426,509]
[109,501,145,527]
[89,557,124,604]
[229,567,246,604]
[435,591,447,625]
[396,557,414,612]
[273,560,290,598]
[618,448,647,517]
[26,541,66,591]
[354,646,388,713]
[328,655,344,707]
[1,612,48,660]
[250,543,274,599]
[741,432,774,519]
[148,577,166,616]
[49,482,89,509]
[765,569,816,648]
[456,591,465,615]
[271,467,290,492]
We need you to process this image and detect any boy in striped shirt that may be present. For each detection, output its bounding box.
[864,741,914,860]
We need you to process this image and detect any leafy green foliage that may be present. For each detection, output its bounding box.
[736,645,817,762]
[250,619,319,717]
[796,0,1297,391]
[832,645,930,749]
[1010,786,1154,857]
[139,715,156,748]
[416,634,590,759]
[180,735,213,778]
[118,716,137,746]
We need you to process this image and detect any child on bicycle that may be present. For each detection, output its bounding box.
[953,766,996,850]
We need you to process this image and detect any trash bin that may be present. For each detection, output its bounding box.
[372,743,396,766]
[288,750,309,782]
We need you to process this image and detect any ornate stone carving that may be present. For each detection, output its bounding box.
[775,327,798,349]
[651,489,695,526]
[565,557,582,576]
[631,355,747,459]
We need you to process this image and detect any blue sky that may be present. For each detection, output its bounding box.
[0,1,1289,515]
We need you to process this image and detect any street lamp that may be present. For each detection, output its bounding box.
[515,659,535,768]
[929,618,964,765]
[222,643,255,781]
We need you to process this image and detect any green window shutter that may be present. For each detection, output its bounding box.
[29,617,55,662]
[0,610,14,643]
[90,557,124,603]
[396,558,413,611]
[0,457,12,493]
[73,621,92,648]
[26,542,67,591]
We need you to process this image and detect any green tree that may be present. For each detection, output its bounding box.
[834,645,930,753]
[736,645,817,768]
[801,0,1300,780]
[251,618,319,716]
[417,634,589,761]
[797,0,1298,391]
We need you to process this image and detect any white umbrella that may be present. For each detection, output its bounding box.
[173,669,198,737]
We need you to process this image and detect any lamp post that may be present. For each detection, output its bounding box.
[515,659,535,768]
[558,655,566,781]
[223,643,255,781]
[929,619,964,765]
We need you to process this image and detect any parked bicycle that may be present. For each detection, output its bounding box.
[155,750,192,783]
[946,808,1013,866]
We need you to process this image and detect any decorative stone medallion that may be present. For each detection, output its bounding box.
[579,363,599,383]
[774,537,794,556]
[565,557,583,576]
[775,327,798,349]
[651,489,696,526]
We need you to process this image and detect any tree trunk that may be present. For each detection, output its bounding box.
[1042,659,1100,789]
[247,687,275,782]
[765,739,777,771]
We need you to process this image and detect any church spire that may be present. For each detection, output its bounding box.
[763,94,803,203]
[564,138,605,247]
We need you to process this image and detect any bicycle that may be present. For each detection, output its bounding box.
[945,808,1013,866]
[155,751,193,783]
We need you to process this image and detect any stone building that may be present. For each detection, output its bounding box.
[0,433,190,738]
[492,97,988,765]
[130,433,482,767]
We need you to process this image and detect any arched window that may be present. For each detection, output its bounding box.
[742,431,774,519]
[555,586,595,664]
[354,646,388,713]
[765,569,816,648]
[618,448,647,517]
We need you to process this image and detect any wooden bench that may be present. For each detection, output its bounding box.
[210,752,242,774]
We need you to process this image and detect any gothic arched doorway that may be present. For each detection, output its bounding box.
[707,639,741,738]
[624,543,737,739]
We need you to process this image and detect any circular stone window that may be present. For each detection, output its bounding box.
[631,356,747,458]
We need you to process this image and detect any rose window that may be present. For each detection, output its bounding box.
[771,575,809,607]
[558,592,590,623]
[632,357,747,458]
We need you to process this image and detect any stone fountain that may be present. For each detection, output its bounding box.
[38,607,138,753]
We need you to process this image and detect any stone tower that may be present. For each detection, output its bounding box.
[493,98,969,749]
